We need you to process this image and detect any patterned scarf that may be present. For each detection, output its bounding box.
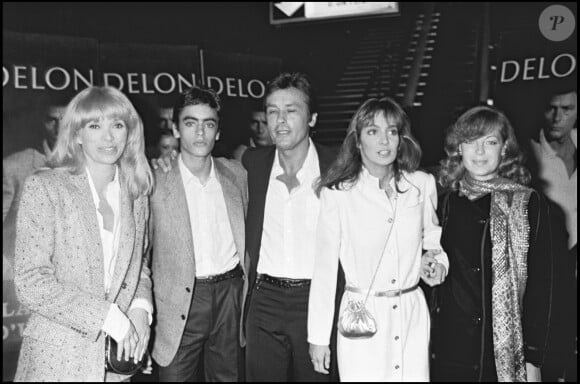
[460,174,532,382]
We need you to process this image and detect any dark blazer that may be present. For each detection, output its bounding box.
[431,190,553,381]
[241,142,344,381]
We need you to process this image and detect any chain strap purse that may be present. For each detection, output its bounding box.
[338,190,397,339]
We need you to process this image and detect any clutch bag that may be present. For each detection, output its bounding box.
[105,335,146,376]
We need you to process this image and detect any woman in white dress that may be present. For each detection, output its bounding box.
[307,97,448,381]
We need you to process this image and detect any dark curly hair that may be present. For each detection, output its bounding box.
[438,105,531,190]
[317,97,422,194]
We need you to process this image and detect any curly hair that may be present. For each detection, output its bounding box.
[439,105,531,190]
[317,97,422,194]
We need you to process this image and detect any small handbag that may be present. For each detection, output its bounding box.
[338,190,397,339]
[338,298,378,338]
[105,335,146,376]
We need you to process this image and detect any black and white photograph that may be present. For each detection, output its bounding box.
[3,2,576,382]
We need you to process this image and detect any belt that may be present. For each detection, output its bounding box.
[196,265,243,284]
[345,284,419,297]
[257,274,311,289]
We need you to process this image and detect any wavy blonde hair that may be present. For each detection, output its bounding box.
[439,105,530,191]
[48,86,153,198]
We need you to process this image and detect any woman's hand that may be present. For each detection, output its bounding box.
[117,322,139,362]
[128,308,150,363]
[421,249,447,286]
[309,343,331,374]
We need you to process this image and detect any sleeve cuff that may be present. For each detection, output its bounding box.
[103,303,130,342]
[435,253,449,275]
[129,298,154,325]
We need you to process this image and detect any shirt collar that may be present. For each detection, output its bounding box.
[86,166,120,208]
[178,154,216,186]
[360,165,397,189]
[271,138,320,183]
[539,128,578,157]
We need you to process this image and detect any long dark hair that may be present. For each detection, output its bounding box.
[317,97,422,194]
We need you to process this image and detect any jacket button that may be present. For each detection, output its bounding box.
[181,315,186,320]
[473,364,479,371]
[472,316,482,325]
[121,282,127,289]
[472,267,481,273]
[186,287,191,292]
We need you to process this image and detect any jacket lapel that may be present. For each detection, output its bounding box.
[214,159,244,261]
[107,182,136,302]
[163,163,196,263]
[69,171,106,298]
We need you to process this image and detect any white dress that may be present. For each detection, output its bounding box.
[308,169,449,382]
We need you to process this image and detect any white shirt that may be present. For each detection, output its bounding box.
[308,168,448,346]
[86,167,153,342]
[532,128,577,248]
[257,139,321,279]
[179,155,238,277]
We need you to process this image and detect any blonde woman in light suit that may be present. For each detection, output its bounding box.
[308,97,448,381]
[14,86,154,382]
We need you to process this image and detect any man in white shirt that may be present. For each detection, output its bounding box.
[529,86,577,381]
[149,87,249,381]
[242,72,342,381]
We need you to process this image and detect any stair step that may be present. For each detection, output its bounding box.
[319,101,362,107]
[319,94,364,100]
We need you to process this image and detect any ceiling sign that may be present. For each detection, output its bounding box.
[271,2,399,25]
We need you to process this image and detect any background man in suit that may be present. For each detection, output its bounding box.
[232,99,273,161]
[242,72,343,381]
[529,85,577,382]
[4,95,68,281]
[149,86,248,381]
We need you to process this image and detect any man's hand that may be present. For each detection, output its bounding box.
[128,308,150,363]
[117,321,139,362]
[421,249,447,287]
[141,354,153,375]
[150,150,177,173]
[309,343,330,374]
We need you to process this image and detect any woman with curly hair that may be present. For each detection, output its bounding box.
[307,97,448,381]
[431,105,553,382]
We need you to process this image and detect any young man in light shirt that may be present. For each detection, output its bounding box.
[149,86,248,381]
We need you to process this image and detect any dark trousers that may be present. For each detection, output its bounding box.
[245,279,328,382]
[158,275,242,382]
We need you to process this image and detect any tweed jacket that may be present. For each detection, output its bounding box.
[149,157,248,366]
[13,168,152,382]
